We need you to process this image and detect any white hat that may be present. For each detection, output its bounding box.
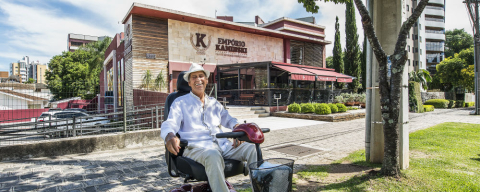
[183,63,210,82]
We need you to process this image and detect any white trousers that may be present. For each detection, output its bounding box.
[183,142,257,192]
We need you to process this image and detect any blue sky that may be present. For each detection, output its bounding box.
[0,0,471,72]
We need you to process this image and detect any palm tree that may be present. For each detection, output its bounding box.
[409,69,432,90]
[154,70,166,91]
[141,70,153,90]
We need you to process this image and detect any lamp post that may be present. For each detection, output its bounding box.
[464,0,480,115]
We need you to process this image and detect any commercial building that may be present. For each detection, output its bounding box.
[67,33,109,52]
[9,56,48,83]
[102,3,355,109]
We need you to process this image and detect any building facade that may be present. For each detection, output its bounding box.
[103,3,358,108]
[411,0,445,74]
[10,57,47,84]
[67,33,109,52]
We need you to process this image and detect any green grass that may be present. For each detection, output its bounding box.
[296,122,480,191]
[297,165,330,179]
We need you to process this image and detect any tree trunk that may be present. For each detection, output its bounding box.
[352,0,429,176]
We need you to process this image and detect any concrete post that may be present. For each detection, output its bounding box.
[366,0,409,169]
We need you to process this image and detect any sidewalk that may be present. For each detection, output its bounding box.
[0,108,478,192]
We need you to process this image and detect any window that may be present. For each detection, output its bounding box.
[408,45,411,52]
[419,24,421,30]
[408,59,411,66]
[407,5,410,12]
[420,36,422,43]
[420,49,422,55]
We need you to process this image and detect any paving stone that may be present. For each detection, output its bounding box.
[66,175,84,182]
[146,164,161,169]
[12,184,38,191]
[121,179,141,186]
[85,174,103,180]
[104,170,123,176]
[59,182,83,191]
[84,186,96,192]
[130,166,146,172]
[37,186,58,192]
[62,160,79,165]
[0,176,18,182]
[104,175,122,184]
[96,183,119,192]
[45,161,61,166]
[84,178,105,187]
[25,164,43,169]
[2,168,21,172]
[122,169,133,174]
[0,188,11,192]
[20,173,41,180]
[84,164,99,169]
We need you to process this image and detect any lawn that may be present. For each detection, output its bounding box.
[288,122,480,191]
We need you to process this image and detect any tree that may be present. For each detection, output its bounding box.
[141,70,153,90]
[333,16,345,89]
[436,49,474,92]
[445,29,473,58]
[344,0,361,92]
[46,37,111,100]
[26,78,35,84]
[460,65,475,92]
[408,69,432,90]
[154,70,166,91]
[326,56,334,68]
[361,36,367,92]
[299,0,429,176]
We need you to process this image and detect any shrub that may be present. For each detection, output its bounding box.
[334,95,344,103]
[447,100,456,108]
[288,103,301,113]
[424,105,435,112]
[424,99,449,108]
[408,81,424,113]
[336,103,347,112]
[466,102,475,107]
[328,103,339,113]
[315,103,331,115]
[301,103,315,113]
[455,100,465,108]
[347,107,358,110]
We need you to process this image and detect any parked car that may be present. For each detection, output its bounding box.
[63,108,87,113]
[31,111,62,122]
[48,108,63,112]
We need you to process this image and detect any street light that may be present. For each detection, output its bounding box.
[464,0,480,115]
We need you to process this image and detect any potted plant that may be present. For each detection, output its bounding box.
[334,95,344,104]
[360,93,366,108]
[345,94,355,106]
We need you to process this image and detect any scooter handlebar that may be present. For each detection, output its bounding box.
[216,128,270,138]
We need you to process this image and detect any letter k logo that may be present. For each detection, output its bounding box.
[196,33,207,48]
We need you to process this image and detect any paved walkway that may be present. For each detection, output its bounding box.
[0,108,478,192]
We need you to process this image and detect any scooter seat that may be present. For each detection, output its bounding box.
[176,156,244,181]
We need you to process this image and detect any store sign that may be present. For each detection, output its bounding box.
[189,33,248,57]
[190,33,211,55]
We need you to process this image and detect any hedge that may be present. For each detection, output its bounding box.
[408,81,424,113]
[336,103,347,112]
[328,103,339,113]
[424,105,435,112]
[301,103,315,113]
[455,100,465,108]
[466,102,476,107]
[424,99,449,108]
[315,103,331,115]
[288,103,301,113]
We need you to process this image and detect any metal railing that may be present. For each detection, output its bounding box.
[0,105,164,146]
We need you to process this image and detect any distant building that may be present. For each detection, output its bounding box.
[10,57,48,83]
[68,33,109,52]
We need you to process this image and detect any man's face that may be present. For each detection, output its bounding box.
[188,71,208,95]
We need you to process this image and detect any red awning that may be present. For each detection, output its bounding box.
[168,61,216,74]
[337,78,353,83]
[302,68,353,83]
[272,64,316,81]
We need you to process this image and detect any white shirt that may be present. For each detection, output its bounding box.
[161,92,239,152]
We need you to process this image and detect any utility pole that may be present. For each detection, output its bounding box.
[464,0,480,115]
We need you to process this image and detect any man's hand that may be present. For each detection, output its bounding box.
[232,138,244,148]
[166,133,181,155]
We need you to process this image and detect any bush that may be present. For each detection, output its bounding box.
[336,103,347,112]
[328,103,339,113]
[424,105,435,112]
[465,102,475,107]
[424,99,449,108]
[301,103,315,113]
[408,81,424,113]
[315,103,331,115]
[334,95,344,103]
[455,100,465,108]
[288,103,301,113]
[447,100,456,108]
[347,107,358,110]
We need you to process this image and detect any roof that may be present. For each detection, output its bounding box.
[0,89,48,101]
[122,3,331,45]
[260,17,326,29]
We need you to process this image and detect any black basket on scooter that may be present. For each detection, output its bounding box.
[249,158,294,192]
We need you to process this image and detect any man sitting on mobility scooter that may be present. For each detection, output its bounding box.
[161,63,259,192]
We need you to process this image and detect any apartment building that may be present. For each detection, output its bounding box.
[67,33,109,52]
[411,0,445,74]
[10,56,48,83]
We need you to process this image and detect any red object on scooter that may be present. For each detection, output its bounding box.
[233,123,264,144]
